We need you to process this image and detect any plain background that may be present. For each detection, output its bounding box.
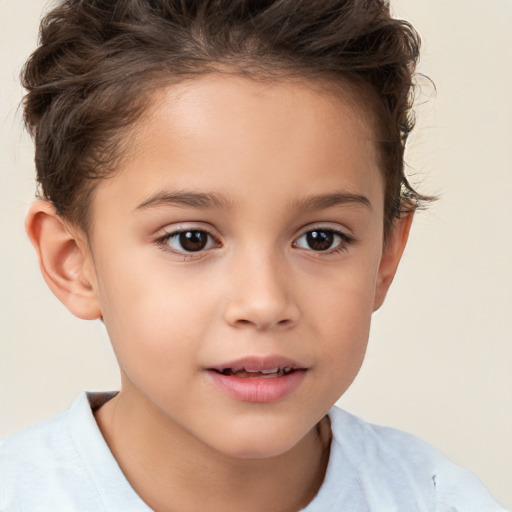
[1,0,511,508]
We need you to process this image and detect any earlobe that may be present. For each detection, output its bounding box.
[373,212,414,311]
[25,200,102,320]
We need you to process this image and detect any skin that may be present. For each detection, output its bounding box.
[26,75,412,512]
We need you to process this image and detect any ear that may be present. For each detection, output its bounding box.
[373,212,414,311]
[25,200,102,320]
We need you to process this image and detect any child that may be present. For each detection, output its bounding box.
[0,1,507,511]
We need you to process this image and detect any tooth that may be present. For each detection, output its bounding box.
[261,368,279,374]
[245,369,260,373]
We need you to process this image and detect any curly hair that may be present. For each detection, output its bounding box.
[22,0,430,233]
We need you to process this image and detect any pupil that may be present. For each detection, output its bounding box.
[307,230,333,251]
[179,231,208,252]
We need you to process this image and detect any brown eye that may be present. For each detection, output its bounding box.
[165,230,216,253]
[294,229,349,252]
[305,230,334,251]
[179,231,208,251]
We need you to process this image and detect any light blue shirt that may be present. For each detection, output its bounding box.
[0,392,507,511]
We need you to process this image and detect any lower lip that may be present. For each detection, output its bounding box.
[207,370,306,403]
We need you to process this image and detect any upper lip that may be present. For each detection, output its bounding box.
[207,355,307,372]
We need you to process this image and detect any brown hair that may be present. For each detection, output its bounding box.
[22,0,430,233]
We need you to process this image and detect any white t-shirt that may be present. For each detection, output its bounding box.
[0,392,507,511]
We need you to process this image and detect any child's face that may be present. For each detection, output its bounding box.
[79,75,403,458]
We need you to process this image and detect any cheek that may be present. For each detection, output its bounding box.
[312,297,372,406]
[317,295,372,374]
[304,257,379,376]
[94,253,213,375]
[306,255,379,330]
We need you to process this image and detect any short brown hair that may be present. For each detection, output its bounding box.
[22,0,430,233]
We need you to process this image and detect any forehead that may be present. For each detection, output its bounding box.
[139,74,378,159]
[89,74,383,223]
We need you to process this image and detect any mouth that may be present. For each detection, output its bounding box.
[206,356,307,403]
[207,355,306,378]
[213,367,297,378]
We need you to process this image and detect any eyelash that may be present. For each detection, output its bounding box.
[156,229,221,259]
[293,228,354,256]
[156,226,354,259]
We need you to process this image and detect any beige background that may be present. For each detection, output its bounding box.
[1,0,511,508]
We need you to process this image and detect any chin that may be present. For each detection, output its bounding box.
[208,423,307,460]
[221,442,295,460]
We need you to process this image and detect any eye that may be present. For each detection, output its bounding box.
[161,229,218,253]
[294,228,350,252]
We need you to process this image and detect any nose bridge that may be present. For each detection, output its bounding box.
[223,241,299,330]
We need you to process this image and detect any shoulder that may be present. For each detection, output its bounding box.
[0,402,81,478]
[328,406,448,469]
[314,406,507,511]
[0,392,120,512]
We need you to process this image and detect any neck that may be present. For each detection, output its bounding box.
[95,389,332,512]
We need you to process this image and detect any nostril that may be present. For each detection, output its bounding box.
[224,296,300,330]
[234,317,293,329]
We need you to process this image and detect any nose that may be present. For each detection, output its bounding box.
[223,250,300,331]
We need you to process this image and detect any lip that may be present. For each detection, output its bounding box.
[208,355,306,373]
[206,355,308,404]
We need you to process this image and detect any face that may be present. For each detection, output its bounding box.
[82,75,392,459]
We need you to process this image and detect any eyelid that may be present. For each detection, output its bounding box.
[295,222,354,240]
[155,223,222,258]
[153,222,354,258]
[156,221,220,239]
[292,224,355,254]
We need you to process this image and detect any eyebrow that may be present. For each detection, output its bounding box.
[134,190,371,213]
[292,192,372,212]
[135,191,234,211]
